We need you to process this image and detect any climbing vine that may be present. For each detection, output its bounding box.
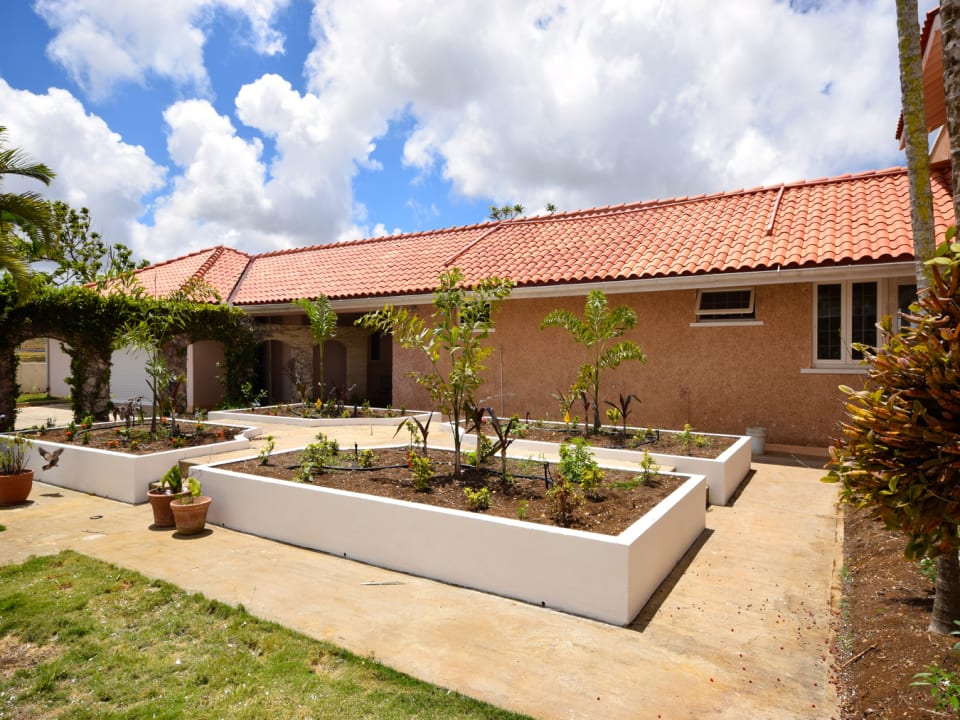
[0,280,256,432]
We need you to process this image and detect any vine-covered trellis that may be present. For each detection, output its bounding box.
[0,278,257,432]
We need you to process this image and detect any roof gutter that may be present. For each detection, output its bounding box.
[239,260,916,315]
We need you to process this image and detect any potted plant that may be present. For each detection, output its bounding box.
[147,464,190,528]
[170,476,211,535]
[0,435,33,506]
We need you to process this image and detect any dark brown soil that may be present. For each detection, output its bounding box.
[494,422,735,459]
[838,505,960,718]
[19,421,241,454]
[219,447,685,536]
[237,404,419,420]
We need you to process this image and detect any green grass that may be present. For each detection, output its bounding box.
[0,552,530,720]
[15,393,69,405]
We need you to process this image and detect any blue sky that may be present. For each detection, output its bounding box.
[0,0,919,264]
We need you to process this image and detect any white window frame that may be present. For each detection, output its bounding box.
[811,277,915,369]
[694,288,756,320]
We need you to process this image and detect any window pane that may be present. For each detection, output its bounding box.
[851,282,877,359]
[896,283,917,332]
[817,285,841,360]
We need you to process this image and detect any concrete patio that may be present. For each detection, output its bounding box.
[3,407,840,719]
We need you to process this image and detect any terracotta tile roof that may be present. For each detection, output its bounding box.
[148,166,956,306]
[232,166,955,303]
[128,246,250,301]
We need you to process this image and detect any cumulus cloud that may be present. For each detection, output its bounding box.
[0,78,165,256]
[11,0,908,260]
[34,0,289,100]
[305,0,902,213]
[143,75,368,255]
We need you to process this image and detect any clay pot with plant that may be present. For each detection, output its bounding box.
[0,435,33,507]
[147,464,190,527]
[170,477,211,535]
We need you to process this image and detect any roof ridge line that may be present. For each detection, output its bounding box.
[254,221,499,259]
[442,224,504,267]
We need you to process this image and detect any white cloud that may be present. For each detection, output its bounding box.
[0,78,165,257]
[143,76,367,255]
[10,0,908,262]
[304,0,902,214]
[34,0,289,100]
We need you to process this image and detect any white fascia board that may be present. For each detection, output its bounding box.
[237,261,916,314]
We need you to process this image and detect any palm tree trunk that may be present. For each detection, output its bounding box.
[942,0,960,224]
[930,549,960,634]
[897,0,937,291]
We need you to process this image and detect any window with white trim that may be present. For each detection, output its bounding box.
[695,288,755,321]
[814,279,916,366]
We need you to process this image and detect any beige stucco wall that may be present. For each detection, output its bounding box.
[390,283,864,449]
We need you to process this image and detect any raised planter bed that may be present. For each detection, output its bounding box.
[190,448,707,625]
[451,422,751,506]
[208,406,439,429]
[15,425,259,505]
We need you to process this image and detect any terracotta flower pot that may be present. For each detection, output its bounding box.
[170,496,212,535]
[0,470,33,507]
[147,489,190,528]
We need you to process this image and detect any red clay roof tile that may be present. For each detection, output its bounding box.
[142,166,955,305]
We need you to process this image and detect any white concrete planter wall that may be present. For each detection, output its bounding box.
[209,407,439,429]
[17,426,258,505]
[452,423,751,507]
[192,456,707,626]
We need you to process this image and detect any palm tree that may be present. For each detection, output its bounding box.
[0,126,56,297]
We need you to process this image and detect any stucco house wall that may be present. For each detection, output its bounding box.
[390,282,870,448]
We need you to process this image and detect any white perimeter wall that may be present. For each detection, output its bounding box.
[47,342,151,407]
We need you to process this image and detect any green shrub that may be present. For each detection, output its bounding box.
[463,486,491,511]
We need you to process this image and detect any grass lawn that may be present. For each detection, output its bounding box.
[0,551,530,719]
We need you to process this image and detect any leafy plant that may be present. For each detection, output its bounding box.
[484,408,521,483]
[158,464,183,494]
[463,486,491,511]
[605,407,621,426]
[359,268,513,477]
[913,621,960,715]
[541,290,647,433]
[824,233,960,633]
[558,439,604,500]
[295,295,337,403]
[408,451,433,492]
[604,393,636,435]
[552,389,574,426]
[175,476,202,505]
[395,414,431,456]
[0,435,31,474]
[258,435,275,466]
[356,448,377,468]
[677,424,695,455]
[639,450,659,483]
[547,477,583,527]
[516,499,529,520]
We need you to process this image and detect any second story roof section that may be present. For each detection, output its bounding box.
[126,245,251,301]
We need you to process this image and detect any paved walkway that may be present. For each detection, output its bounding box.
[3,410,841,719]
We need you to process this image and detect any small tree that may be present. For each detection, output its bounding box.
[824,234,960,634]
[541,290,647,433]
[295,295,337,401]
[358,268,512,477]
